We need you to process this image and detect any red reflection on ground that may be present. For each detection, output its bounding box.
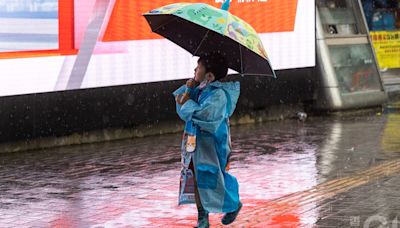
[49,147,317,227]
[50,215,76,228]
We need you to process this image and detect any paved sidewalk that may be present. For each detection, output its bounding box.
[0,112,400,227]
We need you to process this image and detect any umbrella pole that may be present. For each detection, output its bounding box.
[193,30,210,56]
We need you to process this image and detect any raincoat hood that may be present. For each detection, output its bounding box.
[208,81,240,117]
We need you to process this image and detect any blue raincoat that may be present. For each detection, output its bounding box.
[173,81,241,213]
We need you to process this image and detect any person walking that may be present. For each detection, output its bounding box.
[173,52,242,228]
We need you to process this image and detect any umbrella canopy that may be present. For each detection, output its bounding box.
[143,2,276,77]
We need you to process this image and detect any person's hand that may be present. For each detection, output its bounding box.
[186,78,198,88]
[175,93,190,105]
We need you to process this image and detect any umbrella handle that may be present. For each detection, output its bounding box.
[180,92,189,104]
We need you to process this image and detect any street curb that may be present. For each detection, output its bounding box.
[0,104,304,154]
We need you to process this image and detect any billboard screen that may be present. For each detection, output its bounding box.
[0,0,315,97]
[0,0,59,52]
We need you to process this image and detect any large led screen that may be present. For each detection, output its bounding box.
[0,0,58,52]
[0,0,315,97]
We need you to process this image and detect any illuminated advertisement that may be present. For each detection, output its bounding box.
[370,31,400,69]
[0,0,59,52]
[361,0,400,69]
[0,0,315,97]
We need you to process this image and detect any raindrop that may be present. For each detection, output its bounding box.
[127,94,135,105]
[296,112,307,122]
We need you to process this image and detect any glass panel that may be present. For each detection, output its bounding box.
[319,8,356,25]
[361,0,400,31]
[329,44,382,94]
[0,0,59,52]
[317,0,363,35]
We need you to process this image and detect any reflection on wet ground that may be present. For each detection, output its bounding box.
[0,110,399,227]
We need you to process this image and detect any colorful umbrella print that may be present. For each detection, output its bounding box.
[143,2,276,77]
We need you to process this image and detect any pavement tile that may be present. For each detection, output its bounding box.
[1,114,400,227]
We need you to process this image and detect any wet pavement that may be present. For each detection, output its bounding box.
[0,108,400,227]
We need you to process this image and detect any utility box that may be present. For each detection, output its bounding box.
[315,0,388,110]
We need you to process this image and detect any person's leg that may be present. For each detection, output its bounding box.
[190,161,209,228]
[220,168,242,225]
[221,145,242,225]
[221,201,242,225]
